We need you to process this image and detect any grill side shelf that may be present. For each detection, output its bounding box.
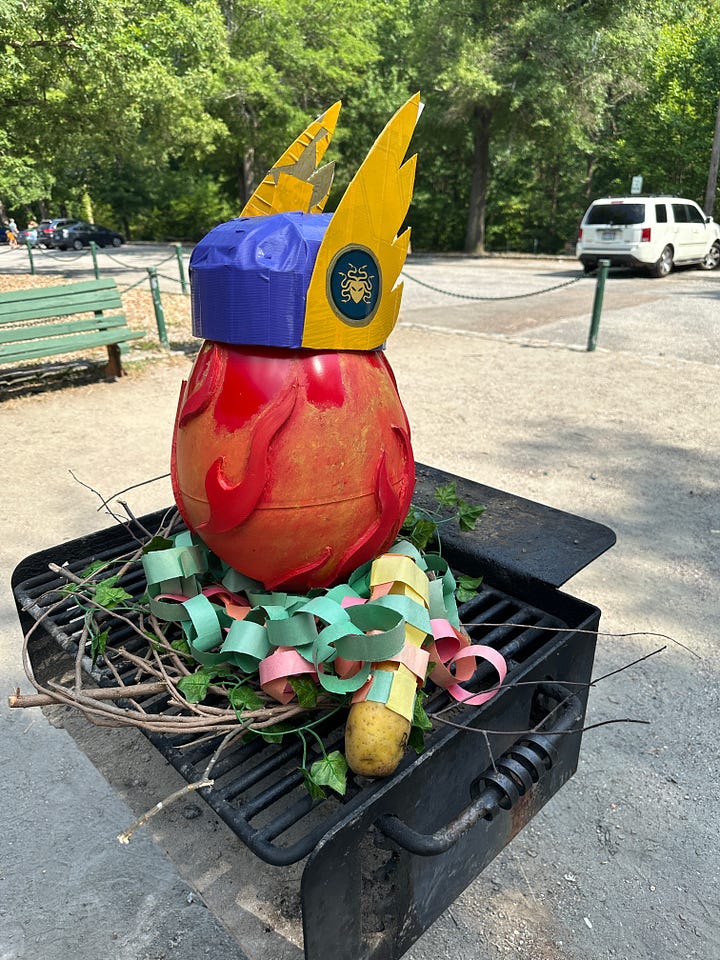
[414,462,616,590]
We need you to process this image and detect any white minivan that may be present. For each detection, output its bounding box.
[576,195,720,277]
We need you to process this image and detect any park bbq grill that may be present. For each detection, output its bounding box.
[12,463,615,960]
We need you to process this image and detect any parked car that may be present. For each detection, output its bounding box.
[16,226,40,246]
[36,218,75,247]
[50,221,124,250]
[576,195,720,277]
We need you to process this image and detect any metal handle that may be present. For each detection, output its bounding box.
[375,683,582,856]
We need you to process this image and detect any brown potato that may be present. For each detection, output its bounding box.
[345,667,411,778]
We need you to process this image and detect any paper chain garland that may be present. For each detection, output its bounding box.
[141,533,507,720]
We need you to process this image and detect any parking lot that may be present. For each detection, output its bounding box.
[397,254,720,366]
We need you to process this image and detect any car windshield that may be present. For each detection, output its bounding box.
[586,203,646,226]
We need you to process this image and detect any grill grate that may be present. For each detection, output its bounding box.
[15,551,569,866]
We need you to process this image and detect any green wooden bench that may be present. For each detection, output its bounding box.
[0,278,145,379]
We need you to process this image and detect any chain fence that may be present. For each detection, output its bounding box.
[400,268,584,301]
[2,238,606,351]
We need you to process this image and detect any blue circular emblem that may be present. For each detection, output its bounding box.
[327,246,381,326]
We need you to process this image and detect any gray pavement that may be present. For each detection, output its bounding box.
[1,254,719,960]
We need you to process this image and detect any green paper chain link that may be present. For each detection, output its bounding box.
[141,531,459,696]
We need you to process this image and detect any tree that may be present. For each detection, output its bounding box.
[407,0,660,253]
[0,0,230,229]
[209,0,407,210]
[597,8,720,213]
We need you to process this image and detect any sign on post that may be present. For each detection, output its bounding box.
[631,175,643,195]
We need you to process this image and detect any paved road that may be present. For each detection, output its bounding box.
[398,255,720,366]
[2,243,717,365]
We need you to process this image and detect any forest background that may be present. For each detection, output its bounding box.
[2,0,719,255]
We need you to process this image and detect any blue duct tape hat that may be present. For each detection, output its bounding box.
[189,95,421,352]
[190,211,331,349]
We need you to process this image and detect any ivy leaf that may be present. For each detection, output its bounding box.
[401,505,419,532]
[456,575,484,603]
[434,481,460,508]
[170,635,191,657]
[259,719,297,744]
[90,627,109,666]
[176,667,216,703]
[308,750,348,796]
[81,560,109,579]
[409,693,433,754]
[457,502,486,532]
[303,768,326,800]
[229,683,264,712]
[408,725,427,754]
[412,692,433,732]
[94,576,133,609]
[409,518,437,551]
[289,676,319,708]
[142,535,174,554]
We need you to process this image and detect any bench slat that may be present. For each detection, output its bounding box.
[0,289,124,324]
[0,278,119,307]
[0,313,128,345]
[0,279,145,376]
[1,328,145,364]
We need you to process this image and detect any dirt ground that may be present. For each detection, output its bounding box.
[1,259,719,960]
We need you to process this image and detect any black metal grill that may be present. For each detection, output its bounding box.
[12,463,615,960]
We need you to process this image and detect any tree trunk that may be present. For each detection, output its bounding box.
[240,146,255,209]
[584,154,597,203]
[464,106,492,254]
[703,96,720,217]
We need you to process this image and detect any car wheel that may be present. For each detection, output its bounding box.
[72,239,84,250]
[649,245,673,278]
[111,236,122,247]
[700,241,720,270]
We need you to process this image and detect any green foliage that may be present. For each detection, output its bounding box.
[408,690,433,754]
[89,626,110,666]
[456,575,484,604]
[60,570,132,609]
[93,577,133,609]
[304,750,348,798]
[2,1,717,249]
[289,676,320,709]
[401,481,485,552]
[228,682,265,711]
[176,666,217,703]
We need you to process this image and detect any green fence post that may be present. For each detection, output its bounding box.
[587,259,610,352]
[90,240,100,279]
[174,243,188,295]
[147,266,169,347]
[26,241,35,275]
